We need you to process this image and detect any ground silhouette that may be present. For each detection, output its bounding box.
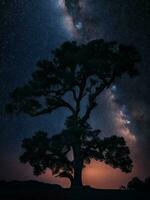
[0,180,149,200]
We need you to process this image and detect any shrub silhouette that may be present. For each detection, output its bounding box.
[126,177,150,191]
[6,39,140,187]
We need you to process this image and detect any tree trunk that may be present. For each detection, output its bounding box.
[72,162,83,187]
[72,146,83,188]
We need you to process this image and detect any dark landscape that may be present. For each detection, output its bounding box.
[0,181,149,200]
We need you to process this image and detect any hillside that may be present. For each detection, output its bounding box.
[0,180,149,200]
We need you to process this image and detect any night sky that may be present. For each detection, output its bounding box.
[0,0,150,189]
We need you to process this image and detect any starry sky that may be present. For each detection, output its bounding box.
[0,0,150,189]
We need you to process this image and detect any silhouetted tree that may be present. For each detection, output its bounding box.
[127,177,145,191]
[6,39,140,187]
[145,177,150,189]
[126,176,150,191]
[20,118,133,187]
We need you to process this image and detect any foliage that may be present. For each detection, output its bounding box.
[20,118,132,186]
[6,39,140,120]
[121,176,150,191]
[6,39,140,187]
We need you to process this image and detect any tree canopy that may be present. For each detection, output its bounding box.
[20,119,133,186]
[6,39,140,122]
[6,39,140,187]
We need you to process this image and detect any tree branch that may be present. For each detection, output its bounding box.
[55,171,74,186]
[70,89,78,102]
[31,98,75,117]
[57,97,75,114]
[75,78,86,116]
[81,77,115,123]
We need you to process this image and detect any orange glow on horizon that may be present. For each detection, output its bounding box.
[35,159,137,189]
[82,160,134,189]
